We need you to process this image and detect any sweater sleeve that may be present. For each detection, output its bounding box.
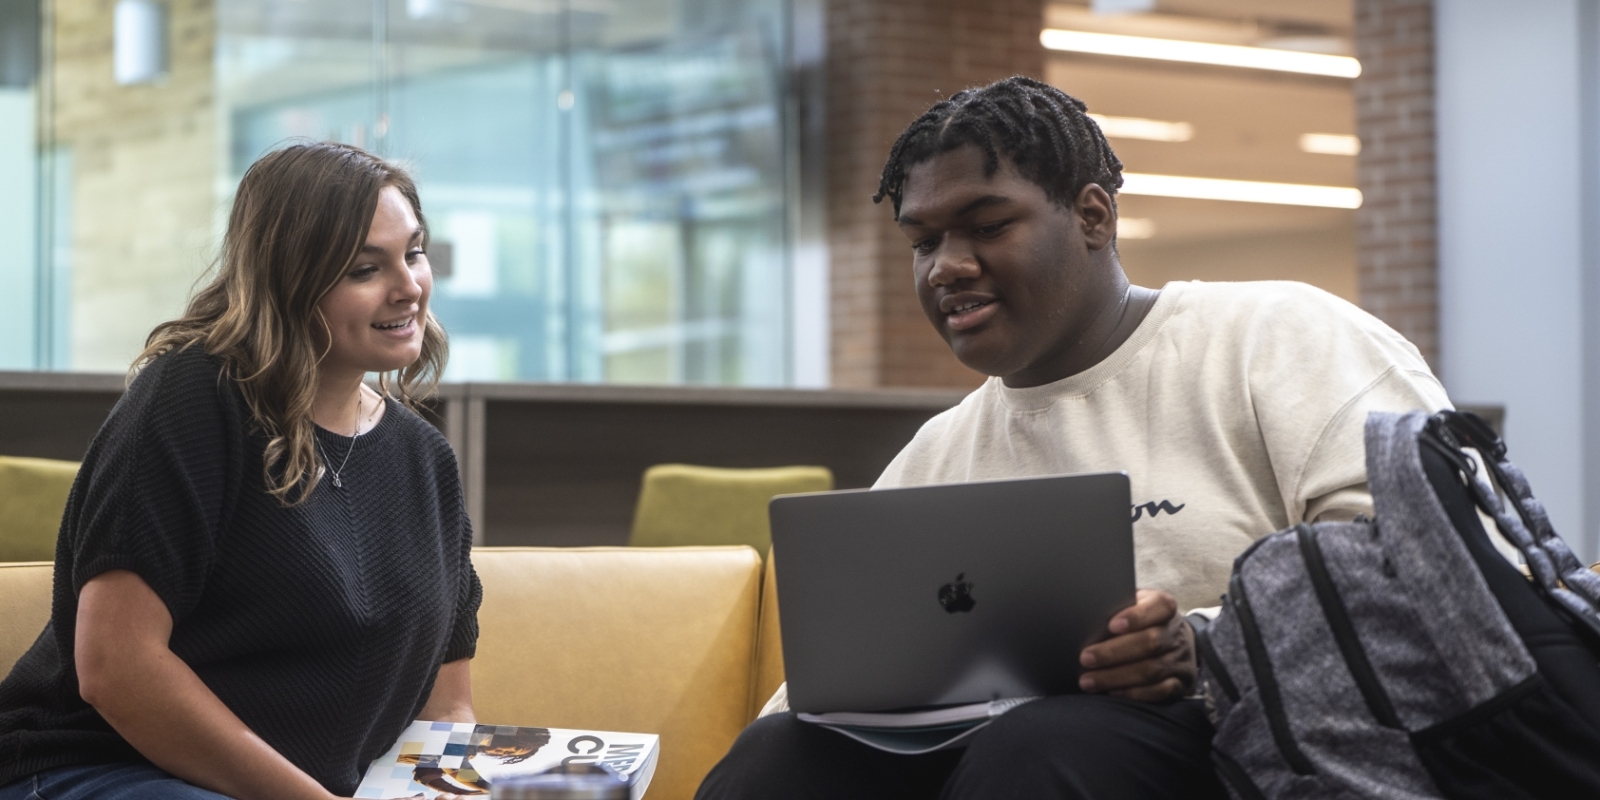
[443,507,482,663]
[64,348,238,624]
[1294,365,1452,523]
[1243,285,1451,526]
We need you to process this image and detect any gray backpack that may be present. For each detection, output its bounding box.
[1196,410,1600,799]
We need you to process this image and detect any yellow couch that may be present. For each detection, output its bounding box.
[0,546,780,800]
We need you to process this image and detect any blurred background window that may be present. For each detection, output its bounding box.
[0,0,43,371]
[1,0,1356,387]
[6,0,795,385]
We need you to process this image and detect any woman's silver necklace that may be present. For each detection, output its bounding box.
[318,394,370,489]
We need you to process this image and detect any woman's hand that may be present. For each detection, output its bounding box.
[76,570,342,800]
[1076,589,1195,702]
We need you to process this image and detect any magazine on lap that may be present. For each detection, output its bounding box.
[356,720,659,799]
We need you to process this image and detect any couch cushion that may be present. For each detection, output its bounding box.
[471,546,761,800]
[0,456,79,562]
[0,562,54,677]
[628,465,833,557]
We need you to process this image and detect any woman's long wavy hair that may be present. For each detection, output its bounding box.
[136,141,448,505]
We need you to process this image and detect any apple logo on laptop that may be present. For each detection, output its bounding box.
[938,573,976,614]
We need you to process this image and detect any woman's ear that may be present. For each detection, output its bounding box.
[1074,183,1117,251]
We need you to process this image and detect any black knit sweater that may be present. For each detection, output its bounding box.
[0,346,481,794]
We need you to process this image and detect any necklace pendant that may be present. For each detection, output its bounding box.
[332,475,342,488]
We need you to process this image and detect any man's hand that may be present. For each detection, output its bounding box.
[1077,589,1195,702]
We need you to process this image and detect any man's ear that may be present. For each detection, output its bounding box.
[1074,183,1117,251]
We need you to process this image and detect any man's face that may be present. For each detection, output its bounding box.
[897,145,1120,384]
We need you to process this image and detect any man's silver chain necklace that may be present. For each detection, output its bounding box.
[317,394,373,489]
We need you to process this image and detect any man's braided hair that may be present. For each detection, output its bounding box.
[873,76,1124,219]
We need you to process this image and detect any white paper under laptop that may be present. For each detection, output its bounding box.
[769,472,1136,753]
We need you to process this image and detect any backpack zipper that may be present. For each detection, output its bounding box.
[1230,570,1317,775]
[1297,524,1404,729]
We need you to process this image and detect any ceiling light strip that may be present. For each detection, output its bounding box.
[1087,113,1193,142]
[1041,29,1362,79]
[1300,133,1361,156]
[1121,173,1363,209]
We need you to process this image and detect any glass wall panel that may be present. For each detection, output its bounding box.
[218,0,792,384]
[12,0,792,385]
[0,0,40,370]
[30,0,223,371]
[384,0,574,382]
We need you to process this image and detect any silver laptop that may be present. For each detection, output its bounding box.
[770,472,1136,715]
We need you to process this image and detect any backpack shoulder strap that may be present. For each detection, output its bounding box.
[1424,411,1600,637]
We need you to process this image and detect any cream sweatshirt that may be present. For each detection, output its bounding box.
[763,280,1451,716]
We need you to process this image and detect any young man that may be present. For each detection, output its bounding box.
[696,76,1449,799]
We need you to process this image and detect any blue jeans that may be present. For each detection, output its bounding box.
[0,763,234,800]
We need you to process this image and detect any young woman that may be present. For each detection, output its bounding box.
[0,142,481,800]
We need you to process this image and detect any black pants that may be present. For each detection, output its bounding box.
[695,695,1227,800]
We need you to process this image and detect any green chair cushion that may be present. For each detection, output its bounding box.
[628,464,834,557]
[0,456,80,562]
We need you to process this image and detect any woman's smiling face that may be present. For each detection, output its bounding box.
[315,185,432,382]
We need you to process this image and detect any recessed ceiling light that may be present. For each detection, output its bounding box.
[1299,133,1361,156]
[1120,173,1362,209]
[1117,217,1156,239]
[1041,29,1362,79]
[1088,114,1194,143]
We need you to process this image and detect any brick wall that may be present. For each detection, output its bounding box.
[1355,0,1439,368]
[827,0,1046,388]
